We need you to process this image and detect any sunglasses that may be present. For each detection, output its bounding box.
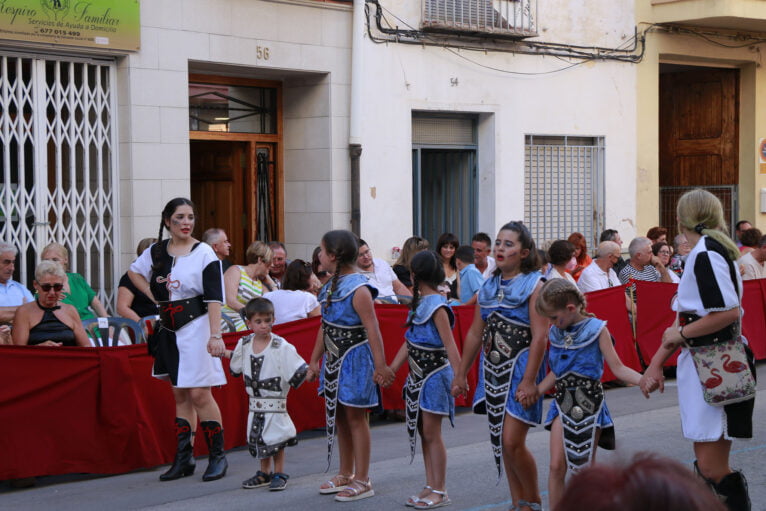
[38,283,64,292]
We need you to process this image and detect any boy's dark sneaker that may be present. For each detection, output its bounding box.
[269,472,289,491]
[242,471,271,489]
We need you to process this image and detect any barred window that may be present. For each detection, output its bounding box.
[524,135,605,250]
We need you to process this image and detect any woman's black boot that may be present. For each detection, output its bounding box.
[714,470,751,511]
[159,418,196,481]
[201,420,228,481]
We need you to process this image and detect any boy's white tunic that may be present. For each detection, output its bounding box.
[230,333,308,459]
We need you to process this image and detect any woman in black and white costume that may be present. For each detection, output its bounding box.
[641,189,755,511]
[129,198,229,482]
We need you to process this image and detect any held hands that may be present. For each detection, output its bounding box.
[450,373,469,398]
[515,380,540,409]
[207,337,226,358]
[374,365,396,388]
[639,365,664,398]
[306,361,321,383]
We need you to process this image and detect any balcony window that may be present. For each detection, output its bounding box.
[422,0,537,37]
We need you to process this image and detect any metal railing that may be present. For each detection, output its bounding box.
[659,185,738,239]
[422,0,537,37]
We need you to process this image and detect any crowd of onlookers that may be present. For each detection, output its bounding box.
[1,218,763,347]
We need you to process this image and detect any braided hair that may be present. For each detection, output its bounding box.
[152,197,195,273]
[535,278,590,318]
[406,250,445,326]
[321,230,359,310]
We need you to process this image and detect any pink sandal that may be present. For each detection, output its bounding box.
[319,473,353,494]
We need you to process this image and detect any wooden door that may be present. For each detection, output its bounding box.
[659,68,739,186]
[190,141,248,261]
[659,68,739,234]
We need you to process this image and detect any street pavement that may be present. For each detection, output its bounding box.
[3,366,766,511]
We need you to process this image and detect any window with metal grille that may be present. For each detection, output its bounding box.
[0,54,118,307]
[421,0,537,37]
[524,135,605,250]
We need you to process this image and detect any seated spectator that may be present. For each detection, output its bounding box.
[734,219,752,248]
[268,241,288,288]
[392,236,429,290]
[12,261,90,347]
[0,242,33,323]
[202,228,232,272]
[618,237,673,302]
[471,232,496,279]
[578,241,626,297]
[738,227,761,255]
[222,241,276,331]
[454,245,483,305]
[116,238,158,322]
[738,234,766,280]
[567,232,592,281]
[599,228,627,274]
[41,243,108,320]
[555,452,726,511]
[545,240,577,284]
[652,241,680,283]
[669,233,690,276]
[436,232,460,299]
[538,248,550,276]
[263,259,321,324]
[646,226,668,244]
[357,239,412,303]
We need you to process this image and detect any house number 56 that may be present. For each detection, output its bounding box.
[256,46,270,60]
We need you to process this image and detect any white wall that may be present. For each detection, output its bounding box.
[357,0,638,259]
[119,0,353,269]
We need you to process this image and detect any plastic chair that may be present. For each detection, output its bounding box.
[221,313,239,333]
[82,317,145,347]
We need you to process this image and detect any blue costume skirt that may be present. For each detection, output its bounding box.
[318,343,378,408]
[472,350,545,425]
[409,364,455,425]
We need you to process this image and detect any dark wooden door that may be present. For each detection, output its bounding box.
[659,68,739,234]
[660,68,739,186]
[190,141,248,262]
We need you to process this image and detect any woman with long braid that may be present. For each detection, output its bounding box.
[128,198,228,482]
[306,230,392,502]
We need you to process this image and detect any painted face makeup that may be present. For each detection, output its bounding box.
[167,205,195,240]
[494,229,528,275]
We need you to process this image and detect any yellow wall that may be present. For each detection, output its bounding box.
[636,23,766,233]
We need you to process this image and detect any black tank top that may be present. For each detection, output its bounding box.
[28,301,77,347]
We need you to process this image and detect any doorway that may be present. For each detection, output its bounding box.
[659,65,739,236]
[190,139,279,262]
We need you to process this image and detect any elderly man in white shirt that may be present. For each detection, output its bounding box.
[578,241,633,314]
[738,234,766,280]
[357,239,412,303]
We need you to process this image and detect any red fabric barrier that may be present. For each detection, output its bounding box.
[4,283,766,480]
[634,281,679,367]
[742,280,766,359]
[583,285,643,380]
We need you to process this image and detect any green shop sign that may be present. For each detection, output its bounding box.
[0,0,139,51]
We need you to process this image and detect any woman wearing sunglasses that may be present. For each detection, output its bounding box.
[12,260,90,347]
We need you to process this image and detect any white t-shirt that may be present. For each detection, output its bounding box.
[360,257,399,299]
[577,261,620,294]
[263,289,319,325]
[738,251,766,281]
[481,256,497,279]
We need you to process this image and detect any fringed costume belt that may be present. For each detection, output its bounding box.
[404,341,449,462]
[481,312,532,478]
[321,321,368,468]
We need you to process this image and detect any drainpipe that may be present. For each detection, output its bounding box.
[349,0,364,236]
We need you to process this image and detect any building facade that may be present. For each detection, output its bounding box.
[2,0,763,309]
